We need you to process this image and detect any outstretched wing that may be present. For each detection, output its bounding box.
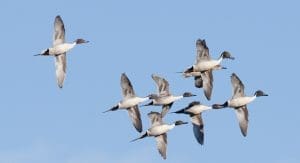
[231,73,245,99]
[155,134,167,160]
[201,70,213,100]
[195,39,210,64]
[127,105,143,133]
[55,53,66,88]
[151,74,170,96]
[235,105,249,137]
[191,114,204,145]
[121,73,135,98]
[53,15,65,46]
[161,103,173,118]
[147,111,163,127]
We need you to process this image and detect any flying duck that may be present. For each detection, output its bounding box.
[35,15,89,88]
[143,74,196,117]
[131,111,188,159]
[212,73,268,136]
[103,73,149,133]
[173,101,212,145]
[182,39,234,100]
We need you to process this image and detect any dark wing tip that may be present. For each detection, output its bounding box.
[231,73,238,78]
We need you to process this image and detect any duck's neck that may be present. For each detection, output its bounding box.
[217,56,223,64]
[168,123,176,130]
[250,95,257,102]
[174,95,184,101]
[138,96,149,103]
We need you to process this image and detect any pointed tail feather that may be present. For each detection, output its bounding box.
[103,105,119,113]
[130,132,148,142]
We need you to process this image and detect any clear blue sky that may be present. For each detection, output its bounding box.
[0,0,299,162]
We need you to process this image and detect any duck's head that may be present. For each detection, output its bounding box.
[174,120,188,126]
[183,92,196,97]
[254,90,268,97]
[221,51,235,60]
[74,38,89,44]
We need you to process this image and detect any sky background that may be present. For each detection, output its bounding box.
[0,0,299,162]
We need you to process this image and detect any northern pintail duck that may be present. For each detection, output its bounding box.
[182,39,234,100]
[35,15,89,88]
[103,73,149,133]
[212,73,268,136]
[131,111,188,159]
[173,101,212,145]
[143,74,196,117]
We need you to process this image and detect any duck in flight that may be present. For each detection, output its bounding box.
[212,73,268,136]
[182,39,234,100]
[103,73,149,133]
[172,101,212,145]
[131,111,188,159]
[143,74,196,117]
[35,15,89,88]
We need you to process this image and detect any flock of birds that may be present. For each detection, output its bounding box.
[36,15,268,160]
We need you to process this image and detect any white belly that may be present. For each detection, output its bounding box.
[187,105,211,114]
[119,97,141,108]
[153,96,181,105]
[148,124,171,136]
[229,96,255,107]
[50,43,75,55]
[195,60,219,71]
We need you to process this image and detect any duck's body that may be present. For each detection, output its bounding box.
[144,74,196,117]
[119,96,149,108]
[147,124,175,136]
[173,101,211,145]
[151,95,183,106]
[212,73,268,136]
[227,96,256,107]
[182,39,234,100]
[36,15,88,88]
[193,58,223,72]
[104,73,149,133]
[47,42,76,55]
[131,112,187,160]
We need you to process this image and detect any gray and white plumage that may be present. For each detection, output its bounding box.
[121,73,136,98]
[104,73,148,133]
[173,101,211,145]
[145,74,195,117]
[37,15,89,88]
[231,73,248,136]
[127,105,143,133]
[148,112,167,159]
[152,74,170,96]
[212,73,268,137]
[120,73,143,132]
[131,111,187,160]
[54,16,66,88]
[183,39,233,100]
